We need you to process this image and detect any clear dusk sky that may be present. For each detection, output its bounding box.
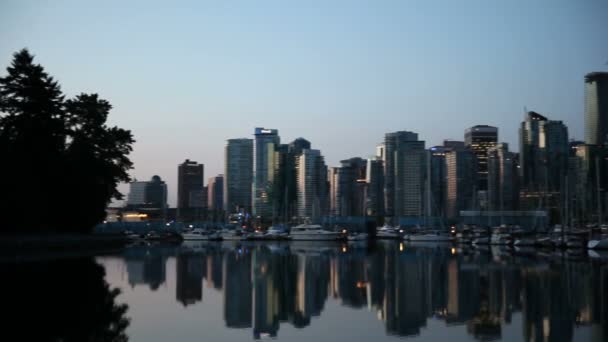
[1,0,607,206]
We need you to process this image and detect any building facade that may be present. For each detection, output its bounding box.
[224,138,253,214]
[177,159,204,220]
[383,131,420,220]
[446,149,477,219]
[585,72,608,146]
[394,139,426,218]
[464,125,498,192]
[253,127,280,220]
[487,143,519,212]
[296,149,328,221]
[208,175,224,211]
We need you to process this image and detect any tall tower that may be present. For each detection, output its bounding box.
[464,125,498,192]
[177,159,204,220]
[253,128,280,219]
[585,72,608,146]
[383,131,420,220]
[224,138,253,214]
[446,149,477,219]
[296,149,328,221]
[487,143,519,212]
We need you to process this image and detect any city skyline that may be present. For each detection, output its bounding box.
[2,1,607,207]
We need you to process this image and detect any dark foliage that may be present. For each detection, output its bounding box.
[4,257,130,341]
[0,49,134,233]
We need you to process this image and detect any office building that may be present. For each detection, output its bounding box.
[365,157,384,218]
[394,137,426,218]
[446,149,477,219]
[487,143,519,211]
[224,138,253,214]
[464,125,498,192]
[585,72,608,146]
[329,157,367,217]
[126,176,168,220]
[208,175,224,211]
[253,127,280,219]
[127,180,147,206]
[178,159,204,209]
[428,141,465,218]
[296,149,328,221]
[383,131,420,219]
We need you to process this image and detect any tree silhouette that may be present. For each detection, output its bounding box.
[0,49,134,233]
[5,257,131,341]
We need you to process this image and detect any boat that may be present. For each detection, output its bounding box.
[219,228,244,241]
[588,237,608,249]
[376,225,401,239]
[534,237,554,248]
[290,224,346,241]
[513,237,536,247]
[472,237,490,245]
[265,226,291,240]
[490,227,513,246]
[409,231,454,242]
[182,228,222,241]
[124,230,144,241]
[347,232,369,241]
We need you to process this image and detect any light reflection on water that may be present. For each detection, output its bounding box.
[89,241,608,341]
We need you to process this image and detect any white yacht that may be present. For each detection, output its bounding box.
[376,225,401,239]
[290,224,346,241]
[219,228,243,241]
[265,226,290,240]
[588,237,608,250]
[182,228,222,241]
[409,231,454,242]
[347,232,369,241]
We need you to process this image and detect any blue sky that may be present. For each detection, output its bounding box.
[1,0,607,206]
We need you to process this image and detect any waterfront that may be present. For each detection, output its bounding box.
[6,241,608,341]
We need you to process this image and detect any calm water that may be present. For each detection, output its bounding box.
[6,241,608,341]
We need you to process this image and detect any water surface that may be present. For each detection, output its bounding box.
[7,241,608,341]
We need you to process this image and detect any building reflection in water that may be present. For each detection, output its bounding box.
[121,242,608,341]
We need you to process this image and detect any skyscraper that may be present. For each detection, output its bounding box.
[224,138,253,214]
[487,143,519,211]
[365,157,384,218]
[394,138,426,218]
[428,141,465,218]
[464,125,498,191]
[272,138,312,222]
[446,149,477,219]
[177,159,204,220]
[253,127,280,219]
[207,175,224,211]
[330,157,367,217]
[383,131,420,220]
[519,111,547,190]
[296,149,328,221]
[519,111,568,216]
[585,72,608,146]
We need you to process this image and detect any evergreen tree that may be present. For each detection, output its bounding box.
[0,49,134,233]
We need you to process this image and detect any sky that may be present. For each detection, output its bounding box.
[1,0,607,207]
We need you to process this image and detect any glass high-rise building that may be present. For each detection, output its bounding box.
[296,149,328,221]
[224,138,253,214]
[253,128,280,219]
[585,72,608,146]
[487,143,519,212]
[383,131,420,220]
[177,159,204,209]
[464,125,498,191]
[446,149,477,219]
